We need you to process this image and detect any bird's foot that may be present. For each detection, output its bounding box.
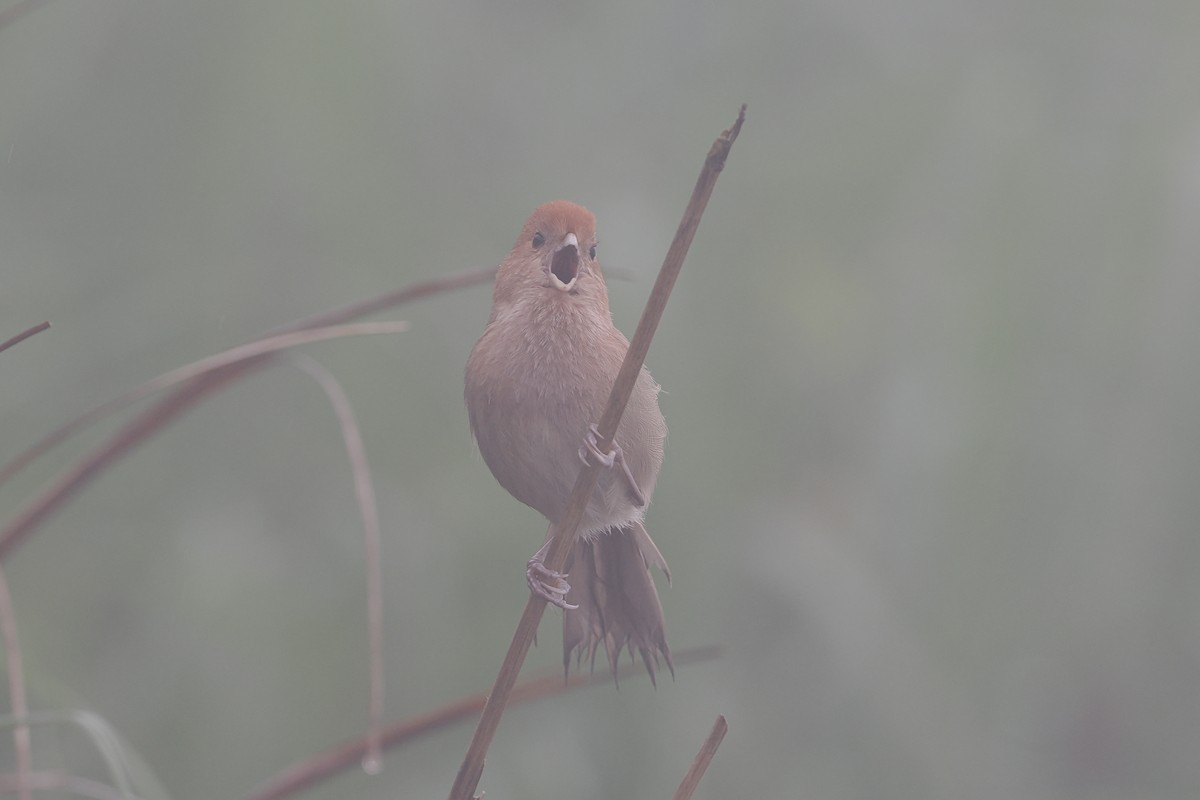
[577,423,647,507]
[527,541,577,610]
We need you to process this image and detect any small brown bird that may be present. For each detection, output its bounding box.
[465,200,672,681]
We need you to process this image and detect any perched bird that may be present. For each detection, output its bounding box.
[465,200,673,681]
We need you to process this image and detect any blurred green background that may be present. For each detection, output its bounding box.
[3,0,1200,798]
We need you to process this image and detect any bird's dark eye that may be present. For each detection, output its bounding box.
[589,244,597,259]
[532,232,545,249]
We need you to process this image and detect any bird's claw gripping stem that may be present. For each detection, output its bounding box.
[577,423,647,507]
[527,540,578,610]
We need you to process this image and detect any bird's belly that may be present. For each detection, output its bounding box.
[473,400,642,532]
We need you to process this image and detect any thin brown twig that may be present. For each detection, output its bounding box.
[290,354,386,775]
[672,715,728,800]
[0,567,32,800]
[0,322,49,356]
[247,645,721,800]
[265,265,498,339]
[447,104,746,800]
[0,265,498,562]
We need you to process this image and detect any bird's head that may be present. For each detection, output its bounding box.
[494,200,607,312]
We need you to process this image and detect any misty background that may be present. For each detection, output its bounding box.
[2,1,1199,798]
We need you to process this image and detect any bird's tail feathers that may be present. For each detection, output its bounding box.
[562,521,673,685]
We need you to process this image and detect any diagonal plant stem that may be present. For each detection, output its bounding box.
[672,715,728,800]
[289,354,387,775]
[248,645,721,800]
[447,104,746,800]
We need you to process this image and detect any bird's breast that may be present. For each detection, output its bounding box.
[466,302,658,529]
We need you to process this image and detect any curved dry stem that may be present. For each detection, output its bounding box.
[447,104,746,800]
[0,264,496,563]
[289,354,386,775]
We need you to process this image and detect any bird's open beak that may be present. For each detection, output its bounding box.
[548,232,580,291]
